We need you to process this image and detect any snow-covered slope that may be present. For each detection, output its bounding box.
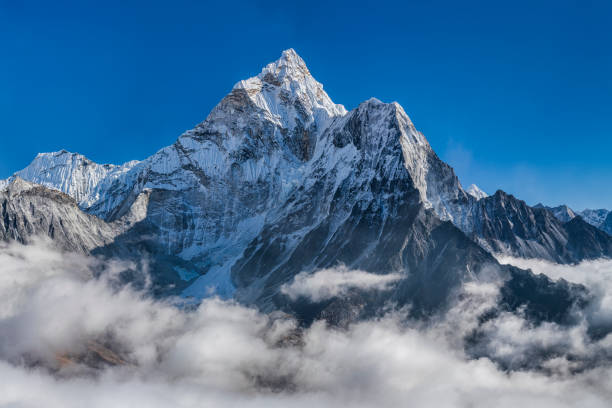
[578,208,610,228]
[231,48,347,133]
[466,184,488,200]
[13,150,142,218]
[602,212,612,235]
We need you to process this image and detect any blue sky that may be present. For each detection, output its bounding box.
[1,0,610,210]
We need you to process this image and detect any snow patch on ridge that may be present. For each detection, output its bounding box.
[466,184,488,200]
[578,208,610,227]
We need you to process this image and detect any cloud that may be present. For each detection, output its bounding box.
[497,256,612,329]
[280,266,402,302]
[1,241,612,407]
[496,256,612,286]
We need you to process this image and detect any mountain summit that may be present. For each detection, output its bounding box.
[229,48,346,140]
[2,49,610,322]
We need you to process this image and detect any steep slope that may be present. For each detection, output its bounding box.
[579,208,610,228]
[599,212,612,236]
[0,178,118,252]
[532,204,612,236]
[14,150,142,218]
[472,191,612,262]
[563,216,612,260]
[226,100,502,315]
[533,203,576,223]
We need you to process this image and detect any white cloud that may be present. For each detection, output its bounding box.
[1,241,612,407]
[496,256,612,286]
[280,266,401,302]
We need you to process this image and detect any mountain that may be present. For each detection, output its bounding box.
[533,203,576,223]
[533,203,612,236]
[0,49,602,322]
[6,49,610,267]
[601,212,612,235]
[0,177,119,252]
[476,193,612,262]
[466,184,488,200]
[577,209,612,233]
[14,150,141,213]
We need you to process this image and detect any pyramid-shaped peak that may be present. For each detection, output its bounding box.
[229,49,347,121]
[258,48,311,83]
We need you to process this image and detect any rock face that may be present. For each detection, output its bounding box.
[0,178,118,252]
[579,208,610,229]
[0,49,604,320]
[14,150,142,218]
[228,98,498,312]
[533,203,576,223]
[532,204,612,237]
[602,212,612,235]
[469,192,612,263]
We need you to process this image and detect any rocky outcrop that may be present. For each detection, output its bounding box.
[0,178,117,252]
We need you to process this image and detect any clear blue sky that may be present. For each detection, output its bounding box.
[1,0,610,210]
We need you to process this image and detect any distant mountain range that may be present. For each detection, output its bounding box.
[534,203,611,234]
[1,49,609,325]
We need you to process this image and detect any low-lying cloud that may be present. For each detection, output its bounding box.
[498,256,612,331]
[1,241,612,407]
[280,266,401,301]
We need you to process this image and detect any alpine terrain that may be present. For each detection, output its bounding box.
[1,49,609,324]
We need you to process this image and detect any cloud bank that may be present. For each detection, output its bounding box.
[1,241,612,407]
[498,256,612,332]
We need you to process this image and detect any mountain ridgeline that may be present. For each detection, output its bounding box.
[1,49,609,324]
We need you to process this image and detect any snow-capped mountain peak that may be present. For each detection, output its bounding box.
[466,184,488,200]
[229,49,347,132]
[532,203,576,223]
[252,48,311,85]
[7,49,612,282]
[578,208,610,227]
[552,205,576,223]
[13,150,141,213]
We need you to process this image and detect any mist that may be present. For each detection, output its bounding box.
[280,266,401,301]
[1,241,612,407]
